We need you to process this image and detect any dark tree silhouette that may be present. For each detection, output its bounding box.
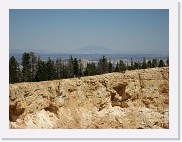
[158,60,165,67]
[35,58,48,81]
[142,57,147,69]
[46,57,56,80]
[152,58,158,68]
[73,58,79,77]
[97,56,108,74]
[118,60,126,72]
[30,52,37,81]
[147,60,152,68]
[66,56,74,78]
[84,62,96,76]
[108,60,113,73]
[9,52,168,83]
[9,56,21,83]
[55,58,65,79]
[22,52,31,82]
[78,59,83,77]
[115,62,119,72]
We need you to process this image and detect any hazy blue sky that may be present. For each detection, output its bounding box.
[9,9,169,54]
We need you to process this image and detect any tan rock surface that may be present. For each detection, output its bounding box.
[9,67,169,129]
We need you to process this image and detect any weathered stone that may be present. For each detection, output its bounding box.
[9,67,169,129]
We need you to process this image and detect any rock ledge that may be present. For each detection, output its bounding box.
[9,67,169,129]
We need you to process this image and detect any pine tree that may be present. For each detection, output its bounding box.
[147,60,152,68]
[55,58,63,79]
[102,56,108,74]
[84,62,96,76]
[55,58,60,79]
[35,58,48,81]
[118,60,126,72]
[62,63,68,79]
[97,58,103,74]
[73,58,79,77]
[30,52,37,81]
[97,56,108,74]
[115,62,119,72]
[142,57,147,69]
[108,60,113,73]
[46,57,56,80]
[22,52,31,82]
[67,56,74,78]
[152,58,158,68]
[158,60,165,67]
[9,56,21,83]
[78,59,83,77]
[134,62,140,70]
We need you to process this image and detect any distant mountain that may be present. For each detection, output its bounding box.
[9,48,54,54]
[69,46,117,54]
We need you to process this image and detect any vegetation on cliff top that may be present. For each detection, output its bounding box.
[9,52,168,83]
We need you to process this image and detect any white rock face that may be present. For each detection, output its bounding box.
[9,67,169,129]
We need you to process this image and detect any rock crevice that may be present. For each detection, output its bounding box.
[9,67,169,129]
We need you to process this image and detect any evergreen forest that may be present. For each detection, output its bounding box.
[9,52,168,84]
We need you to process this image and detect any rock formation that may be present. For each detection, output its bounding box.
[9,67,169,129]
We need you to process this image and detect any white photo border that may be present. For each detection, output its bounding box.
[0,0,179,139]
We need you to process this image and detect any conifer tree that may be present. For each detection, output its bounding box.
[30,52,37,81]
[152,58,158,68]
[84,62,96,76]
[55,58,63,79]
[97,56,108,74]
[158,59,165,67]
[102,56,108,73]
[134,62,140,69]
[35,58,48,81]
[62,63,68,79]
[67,56,74,78]
[147,60,152,68]
[142,57,147,69]
[108,60,113,73]
[97,58,103,74]
[73,58,79,77]
[118,60,126,72]
[22,52,31,82]
[9,56,21,83]
[115,62,119,72]
[46,57,56,80]
[78,59,83,77]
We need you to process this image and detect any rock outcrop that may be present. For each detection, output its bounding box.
[9,67,169,129]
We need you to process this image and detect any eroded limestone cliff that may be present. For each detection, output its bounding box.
[9,67,169,129]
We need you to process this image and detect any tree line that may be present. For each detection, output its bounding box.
[9,52,169,83]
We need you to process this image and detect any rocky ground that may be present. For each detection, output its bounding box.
[9,67,169,129]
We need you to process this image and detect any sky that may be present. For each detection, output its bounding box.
[9,9,169,54]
